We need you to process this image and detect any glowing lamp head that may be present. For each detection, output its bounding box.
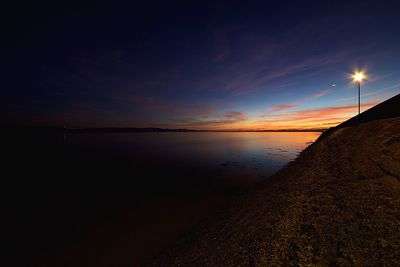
[353,72,365,83]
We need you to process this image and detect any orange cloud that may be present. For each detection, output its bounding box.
[157,101,378,131]
[258,102,376,130]
[123,94,379,131]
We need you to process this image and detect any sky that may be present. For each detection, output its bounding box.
[2,0,400,130]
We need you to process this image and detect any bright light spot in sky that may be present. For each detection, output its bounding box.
[353,71,366,82]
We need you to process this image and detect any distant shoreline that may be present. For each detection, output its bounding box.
[64,128,325,133]
[2,126,325,133]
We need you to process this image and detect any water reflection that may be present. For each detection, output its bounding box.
[65,132,320,190]
[5,131,321,266]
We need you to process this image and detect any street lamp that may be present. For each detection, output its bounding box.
[352,71,365,114]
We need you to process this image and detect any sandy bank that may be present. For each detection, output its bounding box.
[150,116,400,266]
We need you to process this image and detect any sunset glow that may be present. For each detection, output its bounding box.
[2,1,400,130]
[3,1,400,266]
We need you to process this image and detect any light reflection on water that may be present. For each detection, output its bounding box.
[66,131,321,186]
[21,131,322,265]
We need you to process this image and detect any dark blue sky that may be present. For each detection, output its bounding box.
[2,0,400,129]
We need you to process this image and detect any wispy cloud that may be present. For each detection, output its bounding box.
[219,55,347,95]
[213,30,230,63]
[337,82,400,102]
[283,103,375,120]
[259,102,377,129]
[312,89,331,99]
[200,20,357,96]
[170,111,248,129]
[271,104,297,112]
[270,88,332,112]
[126,95,217,117]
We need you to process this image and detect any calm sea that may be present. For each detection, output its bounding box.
[65,131,320,187]
[5,131,321,266]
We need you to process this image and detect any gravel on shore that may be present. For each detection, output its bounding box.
[150,117,400,266]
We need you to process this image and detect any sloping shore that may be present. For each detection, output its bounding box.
[151,114,400,264]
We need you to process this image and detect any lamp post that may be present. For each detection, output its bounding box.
[352,71,365,114]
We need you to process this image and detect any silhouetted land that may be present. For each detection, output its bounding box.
[150,94,400,266]
[319,93,400,140]
[64,128,324,133]
[2,127,323,133]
